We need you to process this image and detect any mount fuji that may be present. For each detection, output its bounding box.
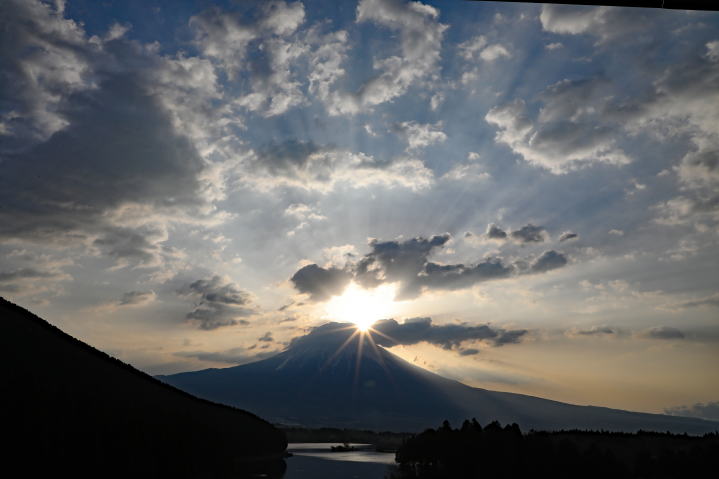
[159,322,718,434]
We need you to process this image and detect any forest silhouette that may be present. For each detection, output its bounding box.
[391,419,719,478]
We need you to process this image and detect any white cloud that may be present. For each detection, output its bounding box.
[322,0,448,115]
[480,44,511,62]
[394,121,447,152]
[486,79,631,173]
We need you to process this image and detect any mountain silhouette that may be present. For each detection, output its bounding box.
[160,322,718,434]
[1,297,286,478]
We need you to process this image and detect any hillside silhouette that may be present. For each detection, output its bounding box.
[392,419,719,478]
[0,297,286,478]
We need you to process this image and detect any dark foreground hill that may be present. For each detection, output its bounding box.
[0,298,286,478]
[160,322,719,435]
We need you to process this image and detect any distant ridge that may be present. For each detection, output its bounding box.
[161,322,719,435]
[0,297,286,478]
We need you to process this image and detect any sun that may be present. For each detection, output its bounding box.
[324,282,397,331]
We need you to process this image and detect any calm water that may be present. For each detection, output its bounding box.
[283,443,398,478]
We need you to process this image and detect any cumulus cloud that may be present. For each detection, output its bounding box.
[288,319,527,355]
[458,35,510,62]
[178,276,256,330]
[511,224,547,243]
[372,317,528,350]
[559,232,579,242]
[291,234,570,300]
[640,326,685,340]
[190,1,307,116]
[539,4,654,43]
[486,78,631,173]
[290,264,352,301]
[486,224,508,240]
[0,0,234,272]
[665,401,719,421]
[393,121,447,152]
[530,250,568,273]
[243,139,434,192]
[322,0,447,115]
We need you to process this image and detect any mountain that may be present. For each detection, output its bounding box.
[160,322,718,435]
[0,298,286,478]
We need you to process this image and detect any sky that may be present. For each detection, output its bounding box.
[1,0,718,420]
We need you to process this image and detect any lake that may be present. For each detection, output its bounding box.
[283,443,398,479]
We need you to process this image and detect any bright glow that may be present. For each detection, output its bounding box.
[325,282,397,331]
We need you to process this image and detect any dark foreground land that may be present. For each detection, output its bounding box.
[1,298,286,478]
[391,419,719,478]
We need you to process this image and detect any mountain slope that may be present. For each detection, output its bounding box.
[160,322,718,434]
[0,298,286,478]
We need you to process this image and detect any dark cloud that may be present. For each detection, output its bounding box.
[0,264,69,294]
[486,224,507,240]
[0,268,60,283]
[510,224,547,243]
[118,291,155,307]
[288,319,528,355]
[371,317,528,350]
[669,293,719,310]
[575,326,616,336]
[258,332,274,342]
[292,234,570,300]
[459,348,480,356]
[641,326,685,340]
[290,264,352,301]
[0,2,224,270]
[559,232,578,242]
[178,276,255,330]
[355,234,514,299]
[530,250,568,273]
[254,140,324,175]
[665,401,719,421]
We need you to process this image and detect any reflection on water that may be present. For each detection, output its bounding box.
[283,443,398,478]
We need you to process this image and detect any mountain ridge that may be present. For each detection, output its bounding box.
[160,322,719,435]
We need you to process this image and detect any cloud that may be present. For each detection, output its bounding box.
[289,318,527,354]
[539,4,655,43]
[666,293,719,310]
[372,317,528,350]
[458,35,510,62]
[559,232,579,242]
[292,234,571,300]
[290,264,352,301]
[190,1,307,116]
[0,0,232,271]
[565,325,618,337]
[486,224,508,240]
[323,0,447,115]
[510,224,547,243]
[258,331,274,342]
[243,139,434,192]
[119,291,156,307]
[479,44,511,62]
[665,401,719,421]
[393,121,447,152]
[486,78,631,173]
[175,347,276,365]
[640,326,685,340]
[178,276,256,330]
[530,250,568,273]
